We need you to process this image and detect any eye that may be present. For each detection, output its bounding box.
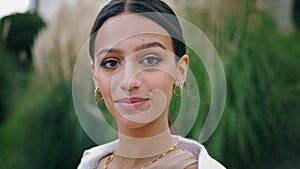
[140,55,162,65]
[100,58,120,69]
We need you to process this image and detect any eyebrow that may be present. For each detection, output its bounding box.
[96,48,123,57]
[96,42,167,58]
[134,42,167,51]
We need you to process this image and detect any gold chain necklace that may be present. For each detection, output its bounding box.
[104,144,178,169]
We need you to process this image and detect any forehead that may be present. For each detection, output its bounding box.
[94,13,171,50]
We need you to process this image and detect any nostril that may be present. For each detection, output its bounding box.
[121,77,142,90]
[114,61,142,90]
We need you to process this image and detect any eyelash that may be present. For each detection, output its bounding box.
[140,54,162,65]
[99,54,163,69]
[100,58,120,69]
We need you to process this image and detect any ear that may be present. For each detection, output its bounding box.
[175,54,189,84]
[90,61,100,88]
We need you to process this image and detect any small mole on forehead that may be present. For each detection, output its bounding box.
[142,38,145,42]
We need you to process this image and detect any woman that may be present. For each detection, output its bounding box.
[78,0,225,168]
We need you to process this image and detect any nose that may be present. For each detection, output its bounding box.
[119,62,142,91]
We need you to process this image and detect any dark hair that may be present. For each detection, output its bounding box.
[89,0,186,61]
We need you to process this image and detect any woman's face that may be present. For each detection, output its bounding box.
[92,13,188,128]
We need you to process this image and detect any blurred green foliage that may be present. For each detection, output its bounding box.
[0,76,95,169]
[0,46,17,123]
[0,12,45,123]
[293,0,300,29]
[185,3,300,169]
[0,12,94,168]
[0,12,46,69]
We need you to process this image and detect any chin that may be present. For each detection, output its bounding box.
[117,116,150,129]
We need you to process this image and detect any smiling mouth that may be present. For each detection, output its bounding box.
[115,97,150,110]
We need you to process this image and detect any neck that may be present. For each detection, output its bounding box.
[115,129,175,158]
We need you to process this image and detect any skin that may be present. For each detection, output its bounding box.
[91,12,194,168]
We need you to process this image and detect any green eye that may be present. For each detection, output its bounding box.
[141,55,162,65]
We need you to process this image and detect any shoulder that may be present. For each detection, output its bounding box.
[173,135,203,157]
[81,140,117,158]
[185,163,198,169]
[77,140,118,169]
[172,135,226,169]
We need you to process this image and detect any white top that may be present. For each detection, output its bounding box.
[77,135,226,169]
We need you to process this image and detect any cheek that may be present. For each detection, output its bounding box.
[96,74,117,115]
[96,74,113,98]
[145,72,174,96]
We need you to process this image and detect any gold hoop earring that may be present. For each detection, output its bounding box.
[173,83,182,97]
[94,88,103,101]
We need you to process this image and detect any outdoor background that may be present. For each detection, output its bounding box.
[0,0,299,169]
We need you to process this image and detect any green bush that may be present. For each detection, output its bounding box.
[0,76,95,169]
[0,12,46,69]
[0,47,17,123]
[0,12,45,123]
[186,8,300,169]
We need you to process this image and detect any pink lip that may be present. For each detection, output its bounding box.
[115,97,149,110]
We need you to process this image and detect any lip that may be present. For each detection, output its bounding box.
[115,97,149,110]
